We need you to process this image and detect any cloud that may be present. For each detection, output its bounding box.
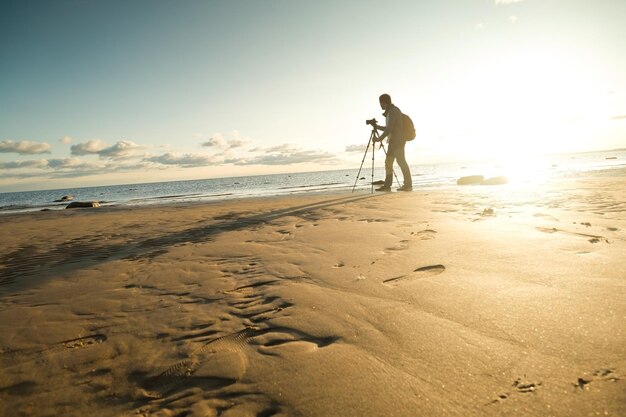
[47,158,102,169]
[0,132,341,181]
[0,170,48,180]
[202,131,251,150]
[201,135,226,148]
[71,139,142,159]
[0,157,110,179]
[144,152,219,167]
[345,144,366,152]
[228,145,338,166]
[0,159,49,169]
[0,149,205,180]
[266,144,295,153]
[44,158,156,178]
[248,144,298,153]
[0,157,102,172]
[98,141,142,159]
[509,15,518,23]
[59,136,72,144]
[610,115,626,120]
[71,139,107,155]
[495,0,524,4]
[224,131,251,149]
[0,140,51,155]
[228,138,249,148]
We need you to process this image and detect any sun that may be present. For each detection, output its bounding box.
[407,45,610,163]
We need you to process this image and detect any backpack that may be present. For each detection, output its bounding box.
[401,113,416,141]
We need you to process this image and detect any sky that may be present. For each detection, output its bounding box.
[1,0,625,192]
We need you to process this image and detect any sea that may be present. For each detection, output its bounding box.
[1,149,624,215]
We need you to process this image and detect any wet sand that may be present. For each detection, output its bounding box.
[1,168,624,416]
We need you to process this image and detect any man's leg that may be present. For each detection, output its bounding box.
[383,148,396,188]
[395,143,412,188]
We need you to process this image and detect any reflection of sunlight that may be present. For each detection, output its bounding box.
[497,154,553,187]
[459,153,553,192]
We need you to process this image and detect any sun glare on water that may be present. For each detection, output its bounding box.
[496,154,554,186]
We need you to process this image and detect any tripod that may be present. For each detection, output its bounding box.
[351,126,400,193]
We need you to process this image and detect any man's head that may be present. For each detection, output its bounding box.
[379,94,392,110]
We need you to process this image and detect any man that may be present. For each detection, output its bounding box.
[373,94,412,192]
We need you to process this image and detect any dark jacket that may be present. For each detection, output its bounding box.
[378,104,404,146]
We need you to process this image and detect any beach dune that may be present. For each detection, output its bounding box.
[0,169,625,417]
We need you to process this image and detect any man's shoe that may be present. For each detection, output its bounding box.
[375,186,391,192]
[397,185,413,192]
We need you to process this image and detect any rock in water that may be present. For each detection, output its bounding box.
[54,195,74,202]
[457,175,484,185]
[66,201,100,209]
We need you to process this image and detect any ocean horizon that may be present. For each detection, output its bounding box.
[1,149,624,215]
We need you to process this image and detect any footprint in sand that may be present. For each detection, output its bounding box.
[134,326,332,416]
[61,334,107,349]
[138,328,254,399]
[574,368,621,391]
[383,264,446,286]
[223,280,279,296]
[359,218,390,223]
[249,327,339,357]
[533,212,560,222]
[0,333,108,369]
[139,325,339,399]
[411,229,437,240]
[512,378,542,393]
[277,229,292,238]
[536,227,610,243]
[132,255,317,416]
[487,378,542,406]
[384,240,411,252]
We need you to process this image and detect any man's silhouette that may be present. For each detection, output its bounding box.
[374,94,412,191]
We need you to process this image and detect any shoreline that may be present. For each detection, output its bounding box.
[3,162,625,218]
[0,169,624,416]
[2,151,624,215]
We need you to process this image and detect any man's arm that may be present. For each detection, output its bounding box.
[372,123,385,141]
[377,107,398,141]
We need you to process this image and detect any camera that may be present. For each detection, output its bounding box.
[366,118,377,127]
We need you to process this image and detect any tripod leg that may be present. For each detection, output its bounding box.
[371,133,375,193]
[351,132,375,193]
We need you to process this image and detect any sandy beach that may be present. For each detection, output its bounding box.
[0,168,624,417]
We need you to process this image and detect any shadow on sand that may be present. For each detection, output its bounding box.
[0,194,380,292]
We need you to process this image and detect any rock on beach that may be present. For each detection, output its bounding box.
[456,175,508,186]
[481,176,508,185]
[456,175,484,185]
[66,201,100,209]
